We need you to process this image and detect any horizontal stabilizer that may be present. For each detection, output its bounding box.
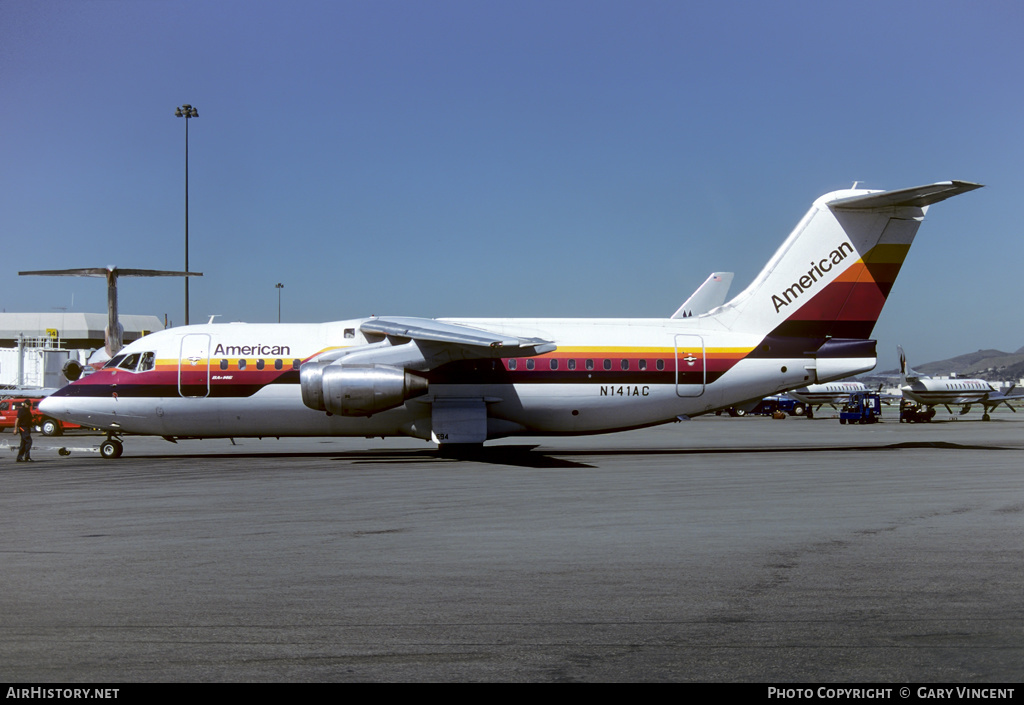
[830,181,983,211]
[20,268,201,278]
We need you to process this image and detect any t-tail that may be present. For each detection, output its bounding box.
[708,181,982,382]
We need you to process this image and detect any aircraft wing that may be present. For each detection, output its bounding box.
[988,387,1024,403]
[306,317,556,370]
[358,317,552,358]
[0,387,60,398]
[361,316,554,353]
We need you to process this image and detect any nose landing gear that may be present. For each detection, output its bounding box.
[99,437,124,459]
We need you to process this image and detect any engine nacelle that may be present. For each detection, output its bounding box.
[300,362,428,417]
[62,359,84,381]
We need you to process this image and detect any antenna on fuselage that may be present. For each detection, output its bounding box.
[19,266,202,357]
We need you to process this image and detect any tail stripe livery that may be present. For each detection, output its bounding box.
[724,181,981,342]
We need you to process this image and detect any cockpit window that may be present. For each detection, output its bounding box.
[118,353,141,371]
[104,351,155,372]
[103,354,127,369]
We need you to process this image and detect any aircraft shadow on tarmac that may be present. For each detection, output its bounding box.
[55,440,1014,470]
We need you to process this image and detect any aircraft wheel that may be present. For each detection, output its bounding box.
[41,418,62,437]
[734,409,746,417]
[100,439,124,460]
[982,413,991,421]
[791,404,806,417]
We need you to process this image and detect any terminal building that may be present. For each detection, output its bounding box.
[0,312,163,390]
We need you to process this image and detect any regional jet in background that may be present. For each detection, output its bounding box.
[40,181,981,458]
[672,272,734,318]
[18,266,201,377]
[898,345,1022,421]
[787,381,872,417]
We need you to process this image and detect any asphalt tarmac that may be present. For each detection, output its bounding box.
[2,410,1022,682]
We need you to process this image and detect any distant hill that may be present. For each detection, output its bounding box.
[875,348,1024,381]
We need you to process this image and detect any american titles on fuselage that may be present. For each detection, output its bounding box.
[212,343,292,357]
[771,241,854,313]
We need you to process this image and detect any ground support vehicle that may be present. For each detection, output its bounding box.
[840,392,882,424]
[0,396,82,436]
[900,398,936,423]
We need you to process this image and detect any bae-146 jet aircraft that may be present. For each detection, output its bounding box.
[898,345,1022,421]
[40,181,981,458]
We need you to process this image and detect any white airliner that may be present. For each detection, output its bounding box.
[898,346,1021,421]
[40,181,981,458]
[787,381,871,417]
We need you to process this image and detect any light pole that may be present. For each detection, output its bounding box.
[276,283,284,323]
[175,104,198,325]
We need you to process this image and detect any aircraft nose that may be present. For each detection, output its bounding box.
[38,396,73,422]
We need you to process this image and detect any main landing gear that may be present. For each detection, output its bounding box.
[99,436,124,459]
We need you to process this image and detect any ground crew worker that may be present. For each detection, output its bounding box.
[16,401,34,462]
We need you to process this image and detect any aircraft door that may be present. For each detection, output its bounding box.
[179,334,211,398]
[675,334,706,397]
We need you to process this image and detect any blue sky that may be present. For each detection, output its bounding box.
[2,0,1021,365]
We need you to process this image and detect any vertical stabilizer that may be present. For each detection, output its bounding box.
[898,345,925,385]
[714,181,981,340]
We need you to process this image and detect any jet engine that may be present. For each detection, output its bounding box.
[300,362,428,417]
[62,359,84,381]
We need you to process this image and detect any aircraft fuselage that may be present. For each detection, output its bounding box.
[41,317,870,441]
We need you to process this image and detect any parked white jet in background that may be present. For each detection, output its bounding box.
[787,381,871,417]
[898,346,1021,421]
[40,181,981,458]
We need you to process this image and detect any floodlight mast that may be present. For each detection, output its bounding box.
[175,104,199,324]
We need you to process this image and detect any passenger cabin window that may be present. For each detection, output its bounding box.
[508,359,517,371]
[657,359,665,371]
[620,359,629,371]
[275,359,283,370]
[638,359,647,371]
[238,359,247,371]
[568,359,576,371]
[256,359,265,370]
[550,359,558,370]
[526,359,535,370]
[586,359,594,371]
[292,359,301,369]
[603,359,612,371]
[220,359,229,371]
